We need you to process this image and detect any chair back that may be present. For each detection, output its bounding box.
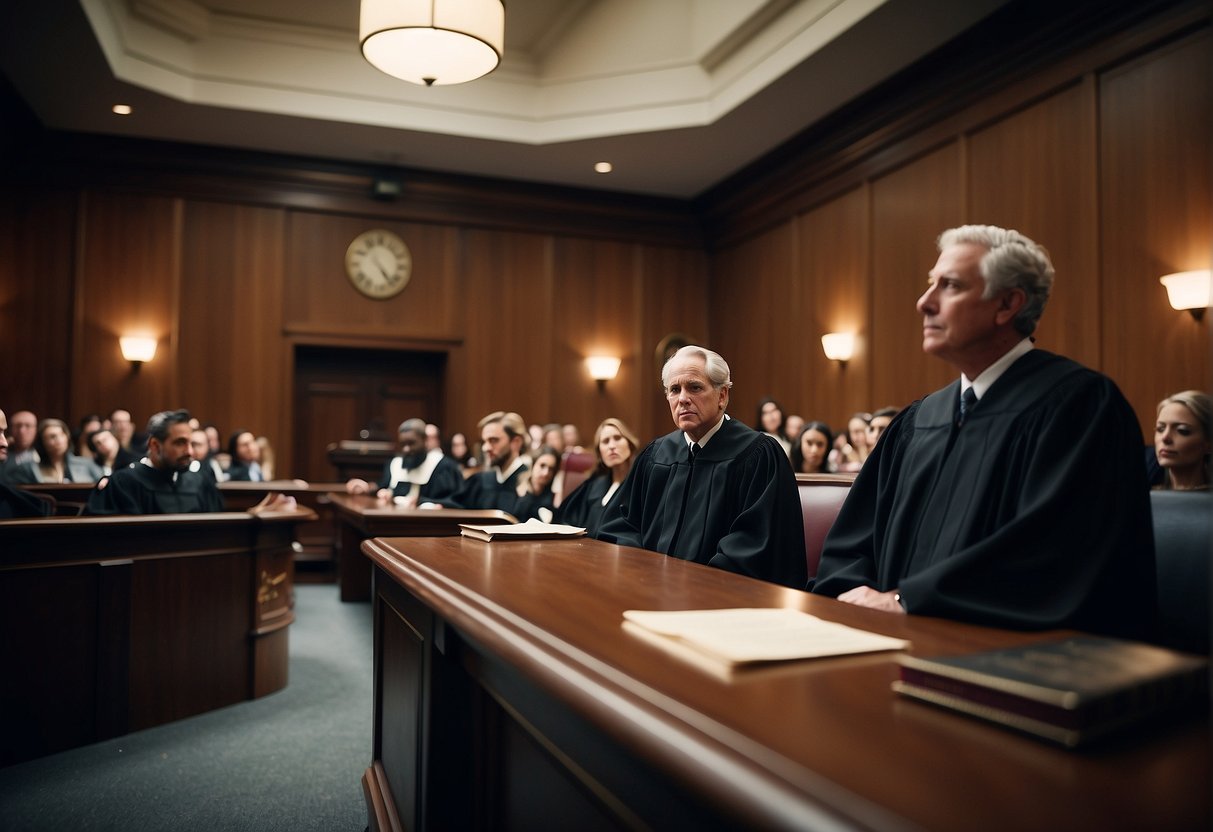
[1150,489,1211,654]
[796,473,855,579]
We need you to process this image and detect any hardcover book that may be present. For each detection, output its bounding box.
[459,518,586,542]
[893,636,1209,747]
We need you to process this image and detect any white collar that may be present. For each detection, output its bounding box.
[961,338,1033,400]
[684,413,728,450]
[495,455,527,484]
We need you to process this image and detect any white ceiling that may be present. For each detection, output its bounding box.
[1,0,1012,198]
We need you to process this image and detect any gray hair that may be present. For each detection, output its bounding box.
[397,418,427,436]
[661,345,733,392]
[146,409,192,442]
[938,225,1054,336]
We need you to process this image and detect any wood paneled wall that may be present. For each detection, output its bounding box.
[711,18,1211,438]
[0,3,1207,474]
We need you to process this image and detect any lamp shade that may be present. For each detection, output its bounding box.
[1160,270,1212,311]
[120,336,157,363]
[586,356,621,382]
[360,0,504,86]
[821,332,855,363]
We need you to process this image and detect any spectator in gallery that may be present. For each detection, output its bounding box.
[783,414,805,449]
[189,427,227,483]
[791,421,835,474]
[1154,390,1210,491]
[755,396,792,457]
[109,407,146,455]
[89,427,138,476]
[226,429,266,482]
[556,417,640,538]
[74,413,103,458]
[447,431,479,470]
[4,409,39,470]
[866,406,899,449]
[0,408,51,517]
[9,418,103,484]
[829,412,871,473]
[513,446,561,523]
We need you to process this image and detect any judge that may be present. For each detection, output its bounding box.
[436,411,529,513]
[598,346,806,588]
[812,225,1154,638]
[86,409,225,515]
[345,418,463,507]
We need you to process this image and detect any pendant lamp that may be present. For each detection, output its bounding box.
[360,0,505,87]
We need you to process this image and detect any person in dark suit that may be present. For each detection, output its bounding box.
[437,411,530,513]
[226,429,266,482]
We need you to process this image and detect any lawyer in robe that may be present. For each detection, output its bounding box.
[812,225,1154,638]
[86,409,225,515]
[598,346,806,588]
[436,411,529,514]
[345,418,463,507]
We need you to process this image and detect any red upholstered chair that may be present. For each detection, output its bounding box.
[555,451,596,507]
[796,473,856,579]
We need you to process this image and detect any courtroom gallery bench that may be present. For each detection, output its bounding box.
[0,507,315,766]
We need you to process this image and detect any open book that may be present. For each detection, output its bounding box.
[622,608,909,679]
[459,518,587,542]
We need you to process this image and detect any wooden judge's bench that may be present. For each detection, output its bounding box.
[362,535,1209,832]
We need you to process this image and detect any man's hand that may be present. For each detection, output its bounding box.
[836,586,906,614]
[249,492,297,514]
[346,478,370,495]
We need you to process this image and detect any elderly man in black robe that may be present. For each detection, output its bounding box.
[86,409,225,515]
[599,346,806,589]
[813,225,1154,638]
[345,418,463,507]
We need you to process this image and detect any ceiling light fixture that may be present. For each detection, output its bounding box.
[594,162,613,174]
[359,0,504,87]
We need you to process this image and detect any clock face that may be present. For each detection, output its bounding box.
[345,230,412,299]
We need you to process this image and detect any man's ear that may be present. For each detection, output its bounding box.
[994,288,1027,326]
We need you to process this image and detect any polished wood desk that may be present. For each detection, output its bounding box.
[329,494,515,602]
[362,536,1209,832]
[0,508,314,766]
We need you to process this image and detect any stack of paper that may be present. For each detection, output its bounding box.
[459,518,587,541]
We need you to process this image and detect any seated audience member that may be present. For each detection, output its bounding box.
[10,418,103,484]
[89,427,138,476]
[109,407,147,455]
[0,409,51,517]
[813,225,1154,638]
[425,423,442,452]
[513,446,560,522]
[3,409,39,473]
[783,414,805,449]
[829,412,871,472]
[189,427,227,483]
[438,411,530,512]
[1154,390,1210,491]
[791,421,834,474]
[756,397,793,457]
[256,436,276,480]
[556,417,639,538]
[74,414,102,458]
[562,423,584,454]
[86,409,225,514]
[599,346,806,588]
[540,423,565,456]
[226,429,266,481]
[527,424,544,455]
[346,418,463,507]
[865,406,898,449]
[447,431,479,470]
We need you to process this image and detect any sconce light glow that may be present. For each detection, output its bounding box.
[120,336,157,364]
[1160,270,1211,320]
[821,332,855,364]
[112,104,132,115]
[586,356,621,381]
[594,162,613,174]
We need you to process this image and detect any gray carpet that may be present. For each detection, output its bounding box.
[0,585,373,831]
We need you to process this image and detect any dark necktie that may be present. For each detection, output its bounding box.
[956,387,978,427]
[689,442,700,463]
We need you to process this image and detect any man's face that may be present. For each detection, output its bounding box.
[10,411,36,450]
[867,415,892,447]
[150,422,194,472]
[398,429,426,467]
[110,410,134,444]
[0,410,9,463]
[92,429,119,460]
[665,355,728,441]
[189,430,210,461]
[916,243,1006,367]
[481,422,518,470]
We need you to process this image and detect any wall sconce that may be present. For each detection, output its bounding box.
[1160,270,1211,320]
[821,332,855,366]
[120,336,157,370]
[586,356,621,392]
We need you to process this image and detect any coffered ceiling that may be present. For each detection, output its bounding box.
[1,0,1012,197]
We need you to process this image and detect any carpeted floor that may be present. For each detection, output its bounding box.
[0,584,373,832]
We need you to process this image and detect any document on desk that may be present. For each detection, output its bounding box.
[622,608,909,676]
[459,518,587,541]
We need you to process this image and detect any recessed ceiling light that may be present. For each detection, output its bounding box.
[112,104,132,115]
[594,161,613,174]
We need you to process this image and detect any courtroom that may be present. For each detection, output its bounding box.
[1,0,1209,830]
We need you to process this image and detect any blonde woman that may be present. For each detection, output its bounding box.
[1155,390,1211,491]
[555,418,639,538]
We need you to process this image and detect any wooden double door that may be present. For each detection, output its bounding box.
[292,346,446,483]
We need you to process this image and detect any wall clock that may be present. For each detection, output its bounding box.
[345,229,412,299]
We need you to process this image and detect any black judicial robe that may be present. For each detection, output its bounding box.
[813,349,1155,638]
[598,418,807,588]
[375,452,464,503]
[513,486,556,523]
[0,482,51,518]
[438,462,529,514]
[555,474,618,538]
[85,463,225,515]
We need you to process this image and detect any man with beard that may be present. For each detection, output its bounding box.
[86,409,225,514]
[345,418,463,507]
[436,411,529,513]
